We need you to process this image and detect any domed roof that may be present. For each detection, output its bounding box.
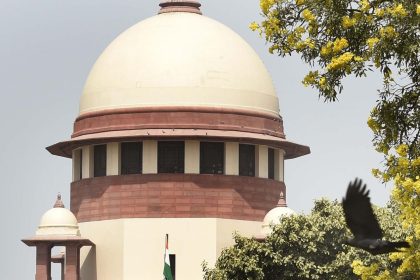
[80,4,279,116]
[261,193,295,236]
[36,195,80,236]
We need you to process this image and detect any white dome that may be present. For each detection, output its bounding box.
[261,205,295,236]
[80,12,279,116]
[36,199,80,236]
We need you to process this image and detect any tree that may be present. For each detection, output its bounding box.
[203,199,407,280]
[249,0,419,278]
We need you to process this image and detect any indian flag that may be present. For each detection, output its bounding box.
[163,234,173,280]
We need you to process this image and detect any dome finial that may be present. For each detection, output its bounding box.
[158,0,202,15]
[277,191,287,207]
[54,193,65,208]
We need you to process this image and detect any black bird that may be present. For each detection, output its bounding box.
[342,178,410,255]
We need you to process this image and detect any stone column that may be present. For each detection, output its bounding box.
[255,145,268,178]
[35,243,51,280]
[72,149,82,181]
[81,146,94,179]
[142,140,158,174]
[65,245,80,280]
[106,142,120,176]
[185,140,200,174]
[225,142,239,175]
[274,149,285,182]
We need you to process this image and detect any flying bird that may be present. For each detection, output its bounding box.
[342,178,410,255]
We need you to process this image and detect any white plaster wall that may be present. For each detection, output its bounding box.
[79,219,124,280]
[215,219,262,256]
[72,149,82,182]
[274,149,285,182]
[225,142,239,175]
[185,140,199,174]
[81,146,93,179]
[79,218,261,280]
[142,140,157,174]
[256,145,268,178]
[106,142,120,176]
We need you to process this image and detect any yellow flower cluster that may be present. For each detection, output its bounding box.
[249,22,259,31]
[302,9,316,22]
[390,155,420,277]
[396,144,408,157]
[413,157,420,167]
[261,16,281,38]
[320,42,333,56]
[352,261,382,280]
[294,26,304,34]
[268,44,279,54]
[295,0,305,6]
[295,38,315,51]
[287,33,298,46]
[387,4,407,18]
[326,52,354,70]
[318,77,327,89]
[305,38,315,49]
[320,38,349,57]
[308,22,319,36]
[380,26,397,38]
[398,157,410,169]
[260,0,276,14]
[367,116,380,133]
[417,4,420,15]
[332,38,349,53]
[375,8,385,17]
[360,0,371,12]
[302,71,319,86]
[366,37,380,49]
[342,16,357,28]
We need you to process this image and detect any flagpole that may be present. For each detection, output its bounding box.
[163,233,173,280]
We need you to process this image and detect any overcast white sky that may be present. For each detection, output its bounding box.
[0,1,391,278]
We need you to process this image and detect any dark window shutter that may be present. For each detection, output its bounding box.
[239,144,255,177]
[79,149,83,180]
[158,141,185,173]
[200,142,224,174]
[94,144,107,177]
[121,142,142,174]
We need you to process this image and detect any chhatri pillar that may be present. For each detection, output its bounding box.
[35,243,52,280]
[22,195,93,280]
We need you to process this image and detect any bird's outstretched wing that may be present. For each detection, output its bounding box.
[342,178,383,239]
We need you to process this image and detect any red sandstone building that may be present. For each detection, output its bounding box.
[23,1,310,279]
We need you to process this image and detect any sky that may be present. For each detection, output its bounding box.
[0,0,391,278]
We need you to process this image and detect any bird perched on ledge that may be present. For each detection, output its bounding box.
[342,178,410,255]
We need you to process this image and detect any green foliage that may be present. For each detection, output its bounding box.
[203,199,407,280]
[252,1,420,278]
[253,0,419,159]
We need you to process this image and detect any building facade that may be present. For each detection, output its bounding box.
[23,1,310,279]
